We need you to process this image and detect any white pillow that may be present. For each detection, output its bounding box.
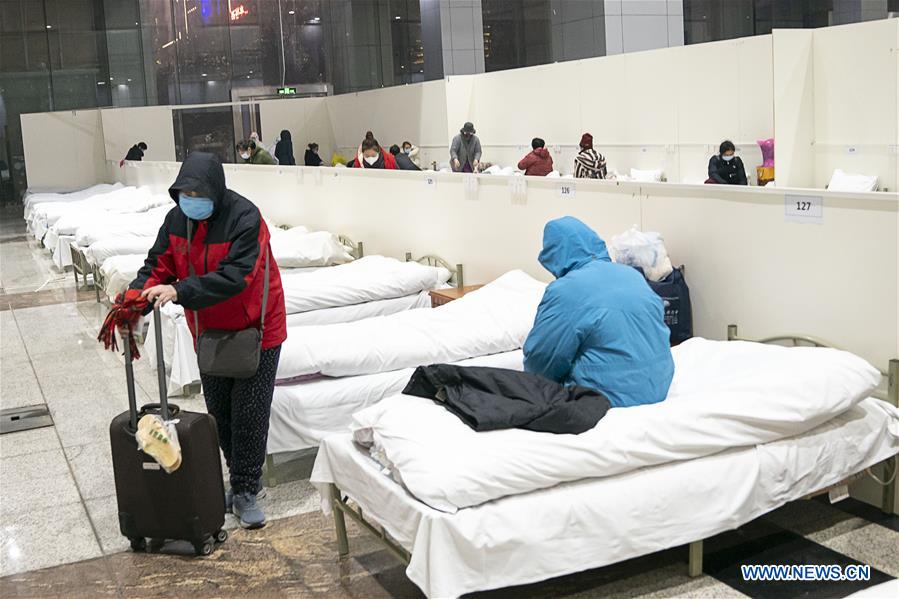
[630,168,663,182]
[271,229,353,268]
[827,169,877,192]
[545,170,561,178]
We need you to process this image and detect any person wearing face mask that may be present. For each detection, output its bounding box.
[389,144,421,171]
[401,140,421,168]
[706,140,747,185]
[348,137,398,169]
[237,140,276,165]
[450,122,482,172]
[129,152,287,530]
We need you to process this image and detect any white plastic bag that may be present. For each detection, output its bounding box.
[136,413,182,473]
[610,226,673,282]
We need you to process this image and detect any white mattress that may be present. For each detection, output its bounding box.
[84,236,156,266]
[23,183,123,220]
[277,270,544,380]
[269,350,523,454]
[279,255,450,314]
[312,397,899,599]
[353,338,882,513]
[73,204,171,246]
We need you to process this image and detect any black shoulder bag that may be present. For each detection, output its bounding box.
[186,222,269,379]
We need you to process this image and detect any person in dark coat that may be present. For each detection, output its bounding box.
[130,152,287,530]
[706,140,747,185]
[124,142,147,162]
[273,130,295,166]
[389,144,421,171]
[304,143,323,167]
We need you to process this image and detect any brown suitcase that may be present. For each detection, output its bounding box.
[109,306,227,555]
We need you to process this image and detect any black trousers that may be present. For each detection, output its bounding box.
[201,345,281,495]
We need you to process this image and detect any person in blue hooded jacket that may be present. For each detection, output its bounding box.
[523,216,674,408]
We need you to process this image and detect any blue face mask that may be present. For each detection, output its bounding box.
[721,154,735,162]
[179,193,214,220]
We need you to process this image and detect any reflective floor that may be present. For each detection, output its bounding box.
[0,205,897,598]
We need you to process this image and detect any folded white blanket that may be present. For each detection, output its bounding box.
[352,338,883,512]
[276,270,545,380]
[279,255,451,315]
[84,236,156,266]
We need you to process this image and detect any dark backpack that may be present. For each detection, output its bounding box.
[636,266,693,346]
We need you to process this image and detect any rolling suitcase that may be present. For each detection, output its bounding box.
[110,306,227,556]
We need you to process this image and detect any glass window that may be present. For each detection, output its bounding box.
[173,104,236,163]
[482,0,551,73]
[389,0,424,84]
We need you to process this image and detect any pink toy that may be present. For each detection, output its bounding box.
[757,138,774,167]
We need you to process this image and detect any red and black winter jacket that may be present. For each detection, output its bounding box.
[129,152,287,350]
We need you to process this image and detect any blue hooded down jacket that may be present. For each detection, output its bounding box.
[523,216,674,408]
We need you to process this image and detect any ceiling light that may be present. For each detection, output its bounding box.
[162,40,175,48]
[46,25,52,29]
[395,15,401,20]
[109,77,114,81]
[201,73,207,77]
[288,10,295,15]
[97,81,106,85]
[127,78,132,82]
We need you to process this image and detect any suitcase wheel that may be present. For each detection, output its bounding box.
[215,529,228,544]
[147,538,166,553]
[194,537,215,557]
[129,537,146,552]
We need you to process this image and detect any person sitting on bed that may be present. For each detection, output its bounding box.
[348,137,397,169]
[523,216,674,408]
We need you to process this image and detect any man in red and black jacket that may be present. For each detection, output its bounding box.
[130,151,286,529]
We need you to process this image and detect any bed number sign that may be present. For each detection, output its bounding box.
[424,175,437,190]
[784,194,823,224]
[558,183,575,199]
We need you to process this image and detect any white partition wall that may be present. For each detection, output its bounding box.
[100,105,177,163]
[21,109,107,190]
[258,97,334,164]
[772,29,816,188]
[812,18,899,191]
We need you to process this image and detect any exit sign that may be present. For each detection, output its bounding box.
[277,87,297,95]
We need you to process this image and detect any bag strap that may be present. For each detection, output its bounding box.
[185,216,270,333]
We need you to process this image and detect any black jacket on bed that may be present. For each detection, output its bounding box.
[403,365,611,434]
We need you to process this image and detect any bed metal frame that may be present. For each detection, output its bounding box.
[404,252,464,288]
[337,234,365,260]
[328,323,899,583]
[69,242,98,297]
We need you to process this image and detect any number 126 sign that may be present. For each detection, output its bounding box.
[784,194,823,224]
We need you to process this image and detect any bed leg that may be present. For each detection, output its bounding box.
[688,540,703,577]
[72,267,80,289]
[330,484,350,558]
[882,456,896,515]
[263,453,277,488]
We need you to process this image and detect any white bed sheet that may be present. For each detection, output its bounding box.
[50,235,75,269]
[279,255,451,314]
[100,254,147,300]
[353,338,881,513]
[277,270,545,380]
[73,204,171,246]
[151,290,436,398]
[269,350,523,454]
[312,398,899,599]
[23,183,123,219]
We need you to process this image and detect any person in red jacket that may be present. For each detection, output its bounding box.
[348,137,397,169]
[130,151,287,529]
[518,138,554,176]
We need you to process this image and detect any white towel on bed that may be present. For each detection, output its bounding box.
[351,338,884,512]
[276,270,545,380]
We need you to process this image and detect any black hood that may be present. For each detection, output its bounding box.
[280,129,291,141]
[169,152,227,215]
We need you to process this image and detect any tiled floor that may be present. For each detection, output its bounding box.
[0,207,317,577]
[1,205,897,598]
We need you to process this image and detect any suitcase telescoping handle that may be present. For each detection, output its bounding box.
[122,305,170,430]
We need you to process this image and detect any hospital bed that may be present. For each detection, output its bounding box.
[312,326,899,598]
[264,270,536,486]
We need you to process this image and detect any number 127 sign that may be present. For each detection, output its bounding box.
[784,194,823,224]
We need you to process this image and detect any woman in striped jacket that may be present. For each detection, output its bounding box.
[573,133,607,179]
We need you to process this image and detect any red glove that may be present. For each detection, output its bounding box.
[97,289,150,359]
